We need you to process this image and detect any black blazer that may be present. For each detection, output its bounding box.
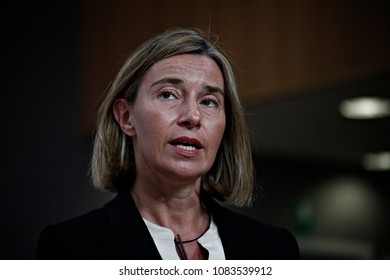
[36,192,300,259]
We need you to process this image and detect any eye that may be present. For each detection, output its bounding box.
[201,97,219,108]
[158,90,176,100]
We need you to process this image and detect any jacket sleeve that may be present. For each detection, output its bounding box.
[280,228,300,259]
[35,225,68,259]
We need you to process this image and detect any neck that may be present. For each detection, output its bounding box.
[131,176,209,240]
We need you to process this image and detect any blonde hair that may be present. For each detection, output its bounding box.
[92,28,253,206]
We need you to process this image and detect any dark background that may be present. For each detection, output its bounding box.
[3,2,112,259]
[2,1,389,259]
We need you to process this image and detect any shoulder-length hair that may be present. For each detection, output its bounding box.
[91,28,253,207]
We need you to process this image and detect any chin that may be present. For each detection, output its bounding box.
[166,166,209,182]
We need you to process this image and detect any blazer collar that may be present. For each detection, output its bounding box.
[103,191,161,259]
[202,193,257,259]
[102,190,256,260]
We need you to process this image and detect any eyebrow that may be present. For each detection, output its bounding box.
[151,77,225,96]
[151,77,183,88]
[204,85,225,96]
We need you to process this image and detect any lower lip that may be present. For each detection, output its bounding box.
[170,144,202,157]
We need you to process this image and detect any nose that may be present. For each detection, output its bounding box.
[178,100,201,129]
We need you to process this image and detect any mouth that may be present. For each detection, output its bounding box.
[169,136,203,151]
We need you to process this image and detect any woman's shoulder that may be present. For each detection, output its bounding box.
[216,203,294,237]
[207,199,300,259]
[43,208,107,232]
[206,195,288,233]
[39,192,135,234]
[35,208,109,259]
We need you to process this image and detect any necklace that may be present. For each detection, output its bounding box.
[174,214,211,260]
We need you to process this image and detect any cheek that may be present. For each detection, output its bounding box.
[217,124,226,146]
[136,116,157,139]
[133,108,171,141]
[210,117,226,148]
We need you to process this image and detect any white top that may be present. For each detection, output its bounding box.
[143,216,226,260]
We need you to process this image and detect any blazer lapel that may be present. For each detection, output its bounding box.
[103,192,162,260]
[205,200,243,258]
[203,194,265,260]
[102,191,269,260]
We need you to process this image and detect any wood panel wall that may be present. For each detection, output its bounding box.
[79,0,389,131]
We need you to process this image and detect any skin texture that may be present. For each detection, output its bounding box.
[113,54,226,259]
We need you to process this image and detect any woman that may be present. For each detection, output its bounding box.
[36,28,299,260]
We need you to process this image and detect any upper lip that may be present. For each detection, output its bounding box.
[169,136,203,149]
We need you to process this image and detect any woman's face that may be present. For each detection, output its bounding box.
[126,54,226,185]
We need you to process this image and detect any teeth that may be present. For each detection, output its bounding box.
[177,144,196,151]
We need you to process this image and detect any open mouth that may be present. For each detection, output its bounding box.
[169,136,203,151]
[171,143,199,151]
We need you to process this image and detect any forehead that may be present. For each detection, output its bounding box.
[141,54,224,88]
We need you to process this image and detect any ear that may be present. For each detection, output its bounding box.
[113,98,136,137]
